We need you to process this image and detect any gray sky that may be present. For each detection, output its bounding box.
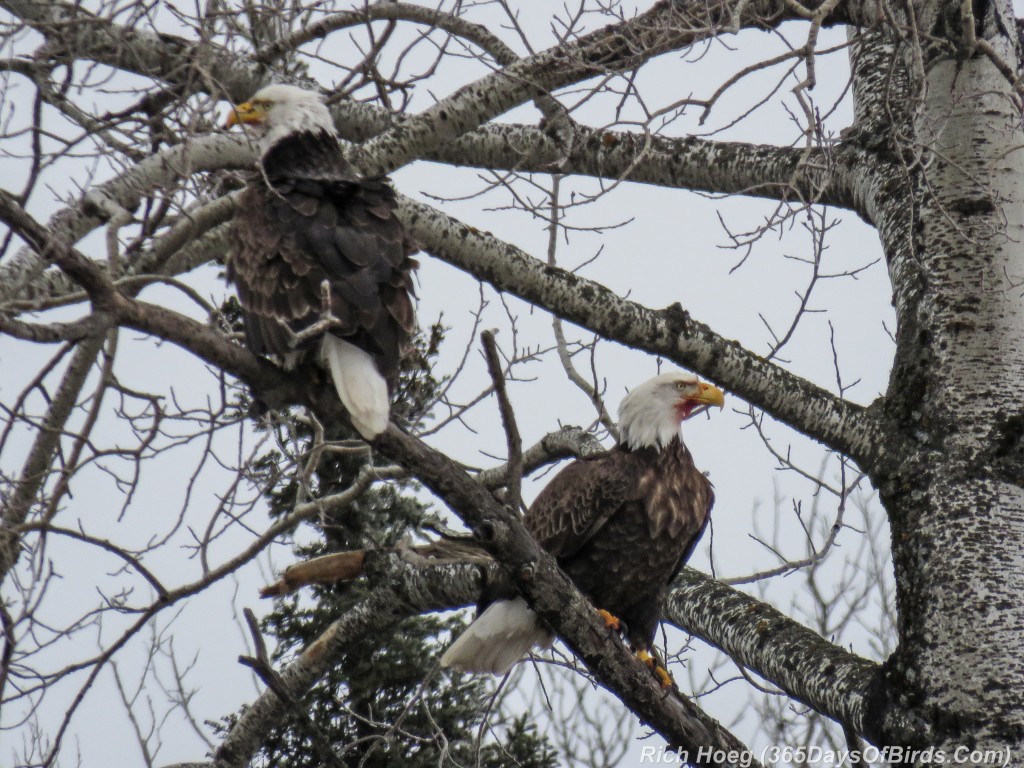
[0,3,899,765]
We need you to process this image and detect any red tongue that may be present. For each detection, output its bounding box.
[676,401,708,421]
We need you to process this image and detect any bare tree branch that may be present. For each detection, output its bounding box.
[665,568,925,746]
[370,425,759,766]
[397,195,902,469]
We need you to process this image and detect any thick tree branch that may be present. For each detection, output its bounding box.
[558,128,879,221]
[1,0,261,100]
[0,312,107,343]
[664,568,922,745]
[213,558,487,768]
[354,0,793,175]
[0,122,880,310]
[397,195,901,468]
[0,191,120,305]
[372,425,756,768]
[350,112,879,219]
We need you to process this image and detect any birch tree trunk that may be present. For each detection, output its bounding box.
[865,0,1024,757]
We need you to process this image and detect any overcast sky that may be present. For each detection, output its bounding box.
[0,3,904,765]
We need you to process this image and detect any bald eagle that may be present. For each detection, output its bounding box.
[224,84,416,439]
[441,371,724,680]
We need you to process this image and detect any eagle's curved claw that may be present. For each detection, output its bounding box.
[597,608,622,632]
[654,664,674,689]
[634,647,674,688]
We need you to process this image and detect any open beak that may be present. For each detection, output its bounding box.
[679,381,725,420]
[224,100,265,129]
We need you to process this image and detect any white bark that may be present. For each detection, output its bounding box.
[396,195,890,461]
[888,8,1024,750]
[840,0,1024,756]
[6,0,1024,763]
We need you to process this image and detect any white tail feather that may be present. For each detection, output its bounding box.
[441,598,552,674]
[320,336,389,440]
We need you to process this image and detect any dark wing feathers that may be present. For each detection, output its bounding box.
[228,130,417,384]
[671,512,711,582]
[525,451,644,559]
[640,451,715,540]
[523,442,714,649]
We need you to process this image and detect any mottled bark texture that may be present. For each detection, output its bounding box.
[855,0,1024,759]
[665,569,921,746]
[372,427,758,768]
[5,0,1024,763]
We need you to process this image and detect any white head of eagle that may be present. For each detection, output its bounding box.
[618,371,725,451]
[225,83,336,153]
[223,84,417,441]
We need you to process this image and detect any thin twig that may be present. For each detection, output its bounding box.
[480,330,523,512]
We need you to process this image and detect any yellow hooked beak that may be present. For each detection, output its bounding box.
[677,380,725,421]
[224,100,267,129]
[692,381,725,409]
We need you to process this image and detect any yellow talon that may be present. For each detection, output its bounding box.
[597,609,621,631]
[654,665,674,688]
[634,648,674,688]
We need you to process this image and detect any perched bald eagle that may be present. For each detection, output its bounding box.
[224,84,416,439]
[441,371,724,680]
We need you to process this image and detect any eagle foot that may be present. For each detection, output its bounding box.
[653,664,674,689]
[287,283,343,348]
[634,647,674,689]
[597,609,622,632]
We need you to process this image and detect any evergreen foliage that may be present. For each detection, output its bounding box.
[224,323,557,767]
